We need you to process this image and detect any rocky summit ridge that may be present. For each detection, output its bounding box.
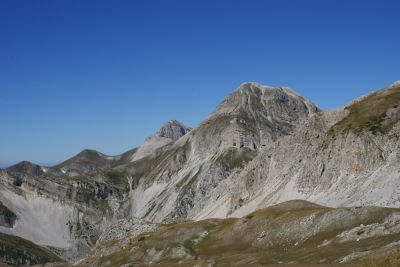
[130,119,191,162]
[0,81,400,266]
[156,120,192,140]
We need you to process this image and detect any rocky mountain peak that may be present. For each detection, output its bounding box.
[188,83,322,157]
[212,82,321,130]
[213,82,321,123]
[130,120,192,162]
[52,149,112,174]
[237,81,274,92]
[155,120,192,141]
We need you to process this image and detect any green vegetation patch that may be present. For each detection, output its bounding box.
[328,85,400,136]
[216,147,257,170]
[104,169,129,187]
[183,237,198,258]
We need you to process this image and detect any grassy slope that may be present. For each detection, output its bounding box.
[329,84,400,136]
[0,232,62,266]
[359,247,400,267]
[78,200,400,267]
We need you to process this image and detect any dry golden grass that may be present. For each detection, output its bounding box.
[329,84,400,136]
[75,200,400,267]
[359,247,400,267]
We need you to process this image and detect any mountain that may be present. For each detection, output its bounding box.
[226,82,400,217]
[0,119,192,262]
[0,81,400,266]
[124,82,321,221]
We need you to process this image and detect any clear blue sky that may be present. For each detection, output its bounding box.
[1,0,399,167]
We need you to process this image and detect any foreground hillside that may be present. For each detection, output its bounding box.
[0,232,61,266]
[78,200,400,266]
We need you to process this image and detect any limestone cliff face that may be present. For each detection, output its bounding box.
[194,83,400,219]
[191,82,320,154]
[124,82,400,222]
